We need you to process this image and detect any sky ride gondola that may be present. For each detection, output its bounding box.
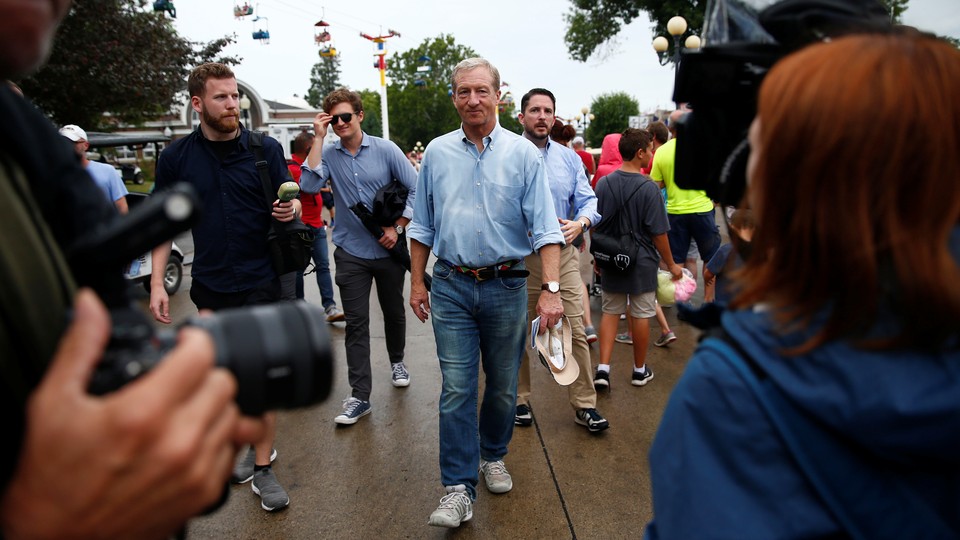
[252,15,270,44]
[153,0,176,18]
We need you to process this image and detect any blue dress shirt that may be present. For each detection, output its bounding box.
[300,133,418,260]
[536,138,600,250]
[407,125,564,268]
[155,128,287,293]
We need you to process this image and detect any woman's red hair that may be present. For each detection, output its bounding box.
[733,31,960,352]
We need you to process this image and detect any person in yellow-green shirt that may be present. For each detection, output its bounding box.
[649,110,721,295]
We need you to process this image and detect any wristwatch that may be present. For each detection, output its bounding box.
[541,281,560,293]
[578,218,589,232]
[394,224,404,235]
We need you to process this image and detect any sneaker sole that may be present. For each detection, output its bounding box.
[586,335,598,344]
[575,417,610,433]
[593,379,609,389]
[654,336,677,347]
[325,314,345,323]
[514,416,533,426]
[232,448,278,484]
[631,373,655,386]
[334,408,371,425]
[391,378,410,388]
[428,510,473,528]
[251,484,290,512]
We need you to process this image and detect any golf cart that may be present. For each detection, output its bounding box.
[123,192,186,295]
[85,131,171,186]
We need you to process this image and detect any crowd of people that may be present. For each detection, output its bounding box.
[2,0,958,537]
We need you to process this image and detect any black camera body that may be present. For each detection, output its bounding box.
[671,0,892,207]
[72,183,334,415]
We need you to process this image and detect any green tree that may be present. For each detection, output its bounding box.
[384,35,479,150]
[389,34,478,88]
[564,0,915,62]
[359,89,383,138]
[585,92,639,148]
[564,0,705,63]
[19,0,238,130]
[880,0,909,22]
[305,54,342,108]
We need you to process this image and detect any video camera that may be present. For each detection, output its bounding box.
[67,183,334,415]
[672,0,892,207]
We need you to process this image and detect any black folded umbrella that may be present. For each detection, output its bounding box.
[350,200,432,292]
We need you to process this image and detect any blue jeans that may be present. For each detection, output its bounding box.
[430,260,528,499]
[296,225,336,309]
[667,211,721,265]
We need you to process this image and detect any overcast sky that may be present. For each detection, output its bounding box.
[171,0,960,122]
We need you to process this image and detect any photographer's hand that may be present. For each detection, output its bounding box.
[0,289,266,540]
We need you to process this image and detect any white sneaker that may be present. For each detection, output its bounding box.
[479,459,513,494]
[324,305,345,323]
[428,485,472,528]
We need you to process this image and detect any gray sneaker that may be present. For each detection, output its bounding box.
[654,331,677,347]
[428,485,472,528]
[479,459,513,494]
[251,467,289,511]
[231,447,277,484]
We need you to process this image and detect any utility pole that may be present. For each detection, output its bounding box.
[360,29,400,140]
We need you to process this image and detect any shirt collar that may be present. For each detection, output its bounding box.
[459,123,499,149]
[333,131,371,152]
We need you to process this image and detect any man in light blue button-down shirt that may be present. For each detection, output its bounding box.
[300,88,418,427]
[407,58,564,529]
[515,88,609,434]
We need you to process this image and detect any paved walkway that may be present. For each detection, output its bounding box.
[162,240,705,539]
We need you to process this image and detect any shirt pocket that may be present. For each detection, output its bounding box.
[483,182,524,224]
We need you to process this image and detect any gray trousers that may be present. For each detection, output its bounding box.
[333,247,406,401]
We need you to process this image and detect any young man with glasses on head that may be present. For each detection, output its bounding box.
[300,88,418,426]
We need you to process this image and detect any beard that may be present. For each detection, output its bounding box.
[201,105,239,134]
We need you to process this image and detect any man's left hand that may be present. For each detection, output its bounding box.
[558,218,582,246]
[378,227,399,250]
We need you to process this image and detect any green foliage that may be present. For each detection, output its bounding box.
[383,35,479,150]
[879,0,909,22]
[498,106,522,135]
[389,35,478,88]
[305,55,342,109]
[564,0,919,62]
[585,92,639,148]
[19,0,238,130]
[359,89,383,138]
[386,84,461,153]
[564,0,705,63]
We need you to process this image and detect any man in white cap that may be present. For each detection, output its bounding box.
[59,124,128,214]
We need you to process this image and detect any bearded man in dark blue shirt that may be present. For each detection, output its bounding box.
[149,63,298,513]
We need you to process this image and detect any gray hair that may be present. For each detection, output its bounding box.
[450,57,500,93]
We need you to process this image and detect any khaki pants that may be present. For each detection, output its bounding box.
[518,245,596,410]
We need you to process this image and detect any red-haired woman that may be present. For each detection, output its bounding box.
[648,31,960,538]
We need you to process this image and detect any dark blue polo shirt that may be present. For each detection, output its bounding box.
[155,128,289,293]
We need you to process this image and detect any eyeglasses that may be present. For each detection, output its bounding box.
[330,112,355,125]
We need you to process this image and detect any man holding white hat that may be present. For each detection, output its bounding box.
[59,124,128,214]
[516,88,609,433]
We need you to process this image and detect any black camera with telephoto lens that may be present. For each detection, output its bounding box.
[68,183,334,415]
[671,0,892,207]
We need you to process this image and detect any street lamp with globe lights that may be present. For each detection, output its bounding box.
[239,94,252,127]
[653,15,700,69]
[574,106,595,136]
